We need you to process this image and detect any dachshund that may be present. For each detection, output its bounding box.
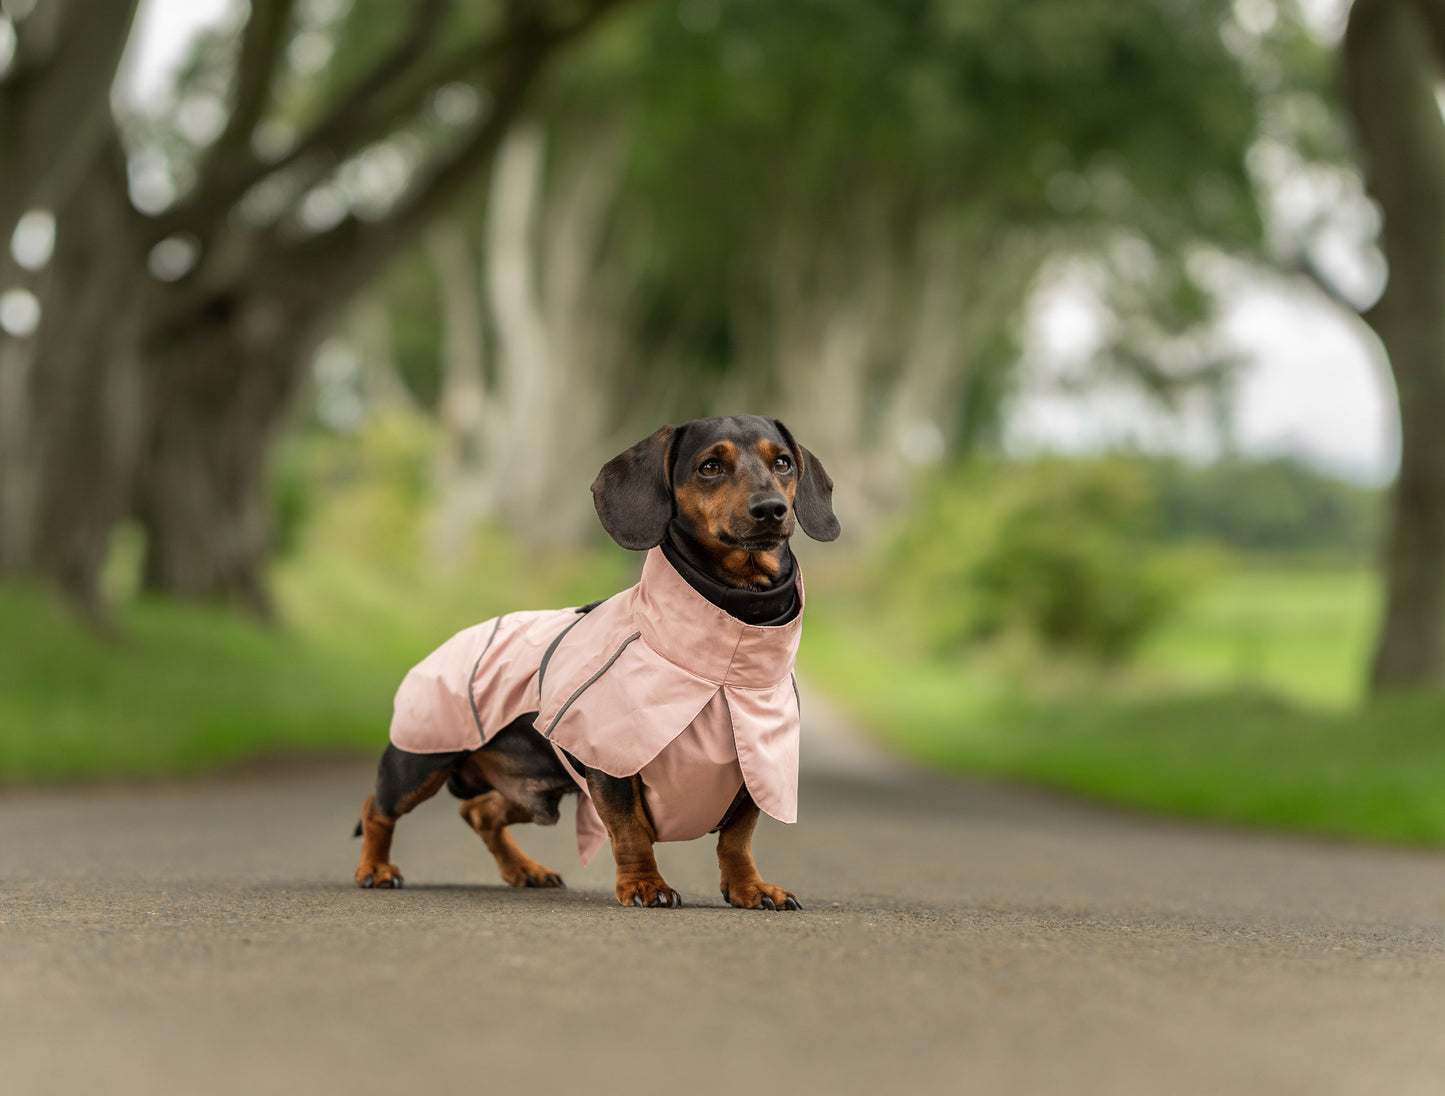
[353,415,838,909]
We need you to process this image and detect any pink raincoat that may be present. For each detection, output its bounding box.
[388,547,803,865]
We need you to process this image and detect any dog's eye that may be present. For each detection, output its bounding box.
[773,455,792,473]
[698,459,722,477]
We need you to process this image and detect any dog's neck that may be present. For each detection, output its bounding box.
[660,528,799,626]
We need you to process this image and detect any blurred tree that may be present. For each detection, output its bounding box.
[886,458,1189,660]
[603,0,1270,522]
[2,0,1321,613]
[383,0,1285,553]
[0,0,141,593]
[1149,456,1379,559]
[1342,0,1445,692]
[0,0,629,614]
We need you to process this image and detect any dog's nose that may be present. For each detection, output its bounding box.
[748,494,788,525]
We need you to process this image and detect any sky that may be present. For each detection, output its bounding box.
[112,0,1396,486]
[1010,264,1395,485]
[114,0,236,110]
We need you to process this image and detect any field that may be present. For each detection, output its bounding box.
[1136,566,1377,709]
[7,552,1445,845]
[801,564,1445,844]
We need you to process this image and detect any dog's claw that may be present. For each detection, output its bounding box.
[784,896,800,910]
[361,875,374,889]
[761,896,777,910]
[546,874,564,887]
[621,880,679,908]
[392,873,403,889]
[721,888,730,904]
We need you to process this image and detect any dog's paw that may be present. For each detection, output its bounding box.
[616,876,682,908]
[499,859,566,889]
[721,880,801,911]
[356,862,404,889]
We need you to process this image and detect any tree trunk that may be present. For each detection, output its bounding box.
[1344,0,1445,691]
[480,122,615,546]
[5,146,148,611]
[760,205,1036,543]
[134,305,304,616]
[427,224,494,565]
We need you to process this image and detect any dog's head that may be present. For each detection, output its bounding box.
[592,415,839,587]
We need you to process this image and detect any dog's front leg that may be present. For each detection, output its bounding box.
[717,794,801,911]
[586,770,681,908]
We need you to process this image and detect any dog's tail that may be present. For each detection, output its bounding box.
[352,819,363,838]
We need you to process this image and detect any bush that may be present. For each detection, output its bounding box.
[969,464,1185,660]
[292,412,434,568]
[1147,455,1381,559]
[889,458,1194,662]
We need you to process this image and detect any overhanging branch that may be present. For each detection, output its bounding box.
[160,0,449,239]
[0,0,141,228]
[265,0,635,303]
[198,0,297,181]
[146,0,635,345]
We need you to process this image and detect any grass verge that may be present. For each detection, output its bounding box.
[801,565,1445,846]
[0,542,629,781]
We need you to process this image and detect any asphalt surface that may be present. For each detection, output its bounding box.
[4,720,1445,1095]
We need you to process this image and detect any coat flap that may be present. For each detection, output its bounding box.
[727,679,800,825]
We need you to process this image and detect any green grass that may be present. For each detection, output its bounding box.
[0,542,630,782]
[0,582,376,780]
[799,564,1445,846]
[1136,565,1377,709]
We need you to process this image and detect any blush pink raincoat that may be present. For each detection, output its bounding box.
[388,547,803,865]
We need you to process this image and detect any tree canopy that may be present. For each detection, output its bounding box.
[0,0,1346,614]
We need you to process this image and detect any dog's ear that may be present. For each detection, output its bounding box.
[773,419,840,542]
[591,425,679,550]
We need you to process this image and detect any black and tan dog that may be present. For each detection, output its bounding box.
[354,415,838,909]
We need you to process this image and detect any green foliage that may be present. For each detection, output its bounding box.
[969,464,1186,660]
[382,259,445,412]
[602,0,1268,241]
[884,454,1382,661]
[0,539,631,783]
[269,443,313,560]
[294,412,435,568]
[531,0,1304,424]
[0,581,387,781]
[1147,455,1381,558]
[890,459,1194,660]
[354,0,1338,454]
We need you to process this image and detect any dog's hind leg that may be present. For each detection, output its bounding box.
[716,793,801,911]
[458,792,565,888]
[355,745,463,889]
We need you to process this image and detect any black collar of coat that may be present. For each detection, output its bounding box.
[659,530,799,627]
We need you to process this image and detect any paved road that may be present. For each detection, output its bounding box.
[4,729,1445,1095]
